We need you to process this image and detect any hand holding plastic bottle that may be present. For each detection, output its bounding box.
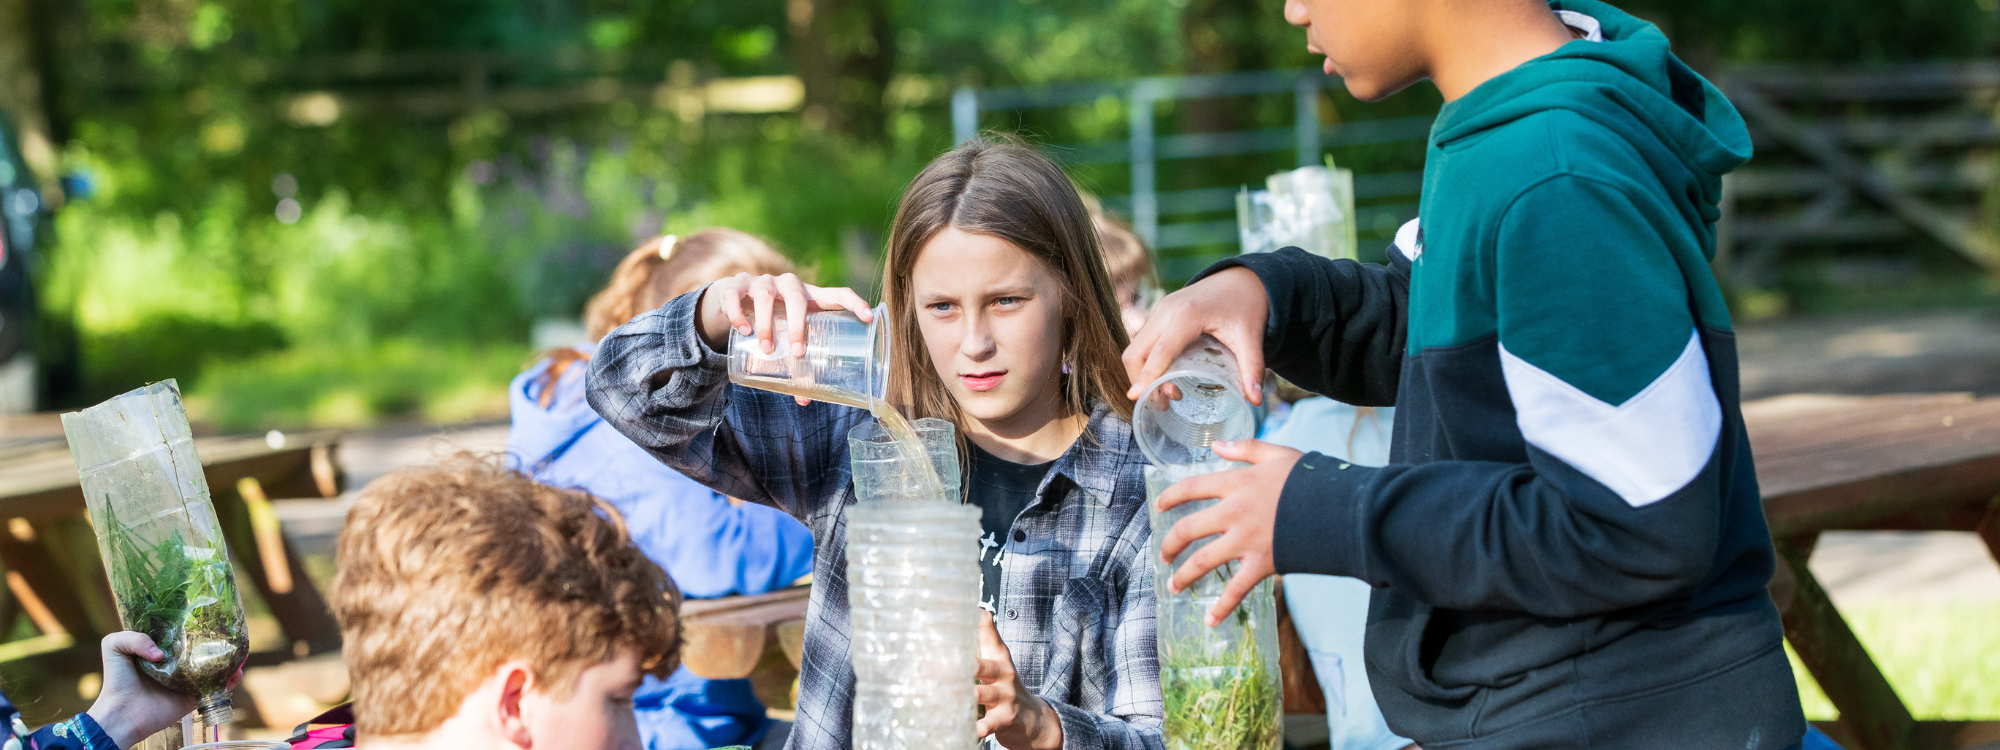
[1153,439,1302,627]
[87,631,244,748]
[1122,266,1269,405]
[697,272,874,357]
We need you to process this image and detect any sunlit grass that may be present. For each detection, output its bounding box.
[188,339,531,430]
[1786,601,2000,720]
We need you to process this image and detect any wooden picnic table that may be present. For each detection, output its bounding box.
[690,393,2000,745]
[6,393,1994,744]
[1274,393,2000,749]
[0,423,345,682]
[680,585,809,712]
[1746,393,2000,750]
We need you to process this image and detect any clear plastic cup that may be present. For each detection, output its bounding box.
[1132,335,1257,466]
[728,303,890,411]
[848,417,959,504]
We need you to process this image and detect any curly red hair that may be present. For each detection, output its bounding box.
[332,453,681,738]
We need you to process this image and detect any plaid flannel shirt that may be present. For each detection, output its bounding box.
[586,289,1164,750]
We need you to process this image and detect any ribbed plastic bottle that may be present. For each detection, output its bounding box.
[844,417,981,750]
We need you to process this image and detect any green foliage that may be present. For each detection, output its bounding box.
[1620,0,1997,64]
[1158,563,1281,750]
[1160,634,1281,750]
[101,502,246,699]
[29,0,2000,423]
[191,338,532,429]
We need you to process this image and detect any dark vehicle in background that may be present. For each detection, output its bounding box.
[0,110,44,413]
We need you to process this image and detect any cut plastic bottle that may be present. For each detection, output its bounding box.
[845,418,980,750]
[62,380,250,730]
[1133,337,1283,750]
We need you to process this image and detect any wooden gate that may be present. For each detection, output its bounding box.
[1719,63,2000,289]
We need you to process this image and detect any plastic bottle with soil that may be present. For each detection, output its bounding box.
[62,380,250,731]
[1132,337,1283,750]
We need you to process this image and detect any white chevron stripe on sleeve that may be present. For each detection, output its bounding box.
[1498,329,1722,507]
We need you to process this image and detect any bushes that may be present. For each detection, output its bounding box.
[39,111,921,428]
[190,339,532,429]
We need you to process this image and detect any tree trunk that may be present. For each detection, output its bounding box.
[787,0,895,142]
[0,0,59,192]
[1179,0,1277,134]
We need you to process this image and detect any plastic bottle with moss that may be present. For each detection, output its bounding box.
[1132,337,1283,750]
[63,380,250,730]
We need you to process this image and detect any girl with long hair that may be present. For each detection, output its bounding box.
[587,138,1162,750]
[507,228,815,750]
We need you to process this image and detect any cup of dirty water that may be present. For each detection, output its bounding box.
[727,304,890,411]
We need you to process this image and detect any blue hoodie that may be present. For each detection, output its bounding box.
[508,348,815,750]
[1197,2,1805,748]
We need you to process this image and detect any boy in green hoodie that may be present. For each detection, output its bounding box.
[1125,1,1809,749]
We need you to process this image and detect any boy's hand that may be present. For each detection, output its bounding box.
[975,610,1063,750]
[1155,439,1301,626]
[1123,266,1269,404]
[86,632,215,748]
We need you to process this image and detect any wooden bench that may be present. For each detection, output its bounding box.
[680,585,810,714]
[1748,394,2000,750]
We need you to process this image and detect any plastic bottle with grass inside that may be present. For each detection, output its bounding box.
[61,380,250,731]
[1132,336,1283,750]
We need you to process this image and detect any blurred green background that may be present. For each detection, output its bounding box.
[4,0,1999,428]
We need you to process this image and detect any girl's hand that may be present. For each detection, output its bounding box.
[1122,266,1270,405]
[696,273,874,357]
[85,632,216,748]
[1154,439,1300,626]
[974,610,1063,750]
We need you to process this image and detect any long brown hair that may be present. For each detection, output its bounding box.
[881,137,1134,427]
[537,228,793,405]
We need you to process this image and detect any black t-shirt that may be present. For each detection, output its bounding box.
[965,441,1054,614]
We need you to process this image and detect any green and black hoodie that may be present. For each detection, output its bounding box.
[1197,2,1808,748]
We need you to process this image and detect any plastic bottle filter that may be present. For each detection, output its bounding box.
[1132,335,1258,466]
[845,418,980,750]
[728,304,890,411]
[1133,340,1283,750]
[1236,163,1357,261]
[61,380,250,730]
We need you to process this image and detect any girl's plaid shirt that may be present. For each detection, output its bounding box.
[587,289,1165,750]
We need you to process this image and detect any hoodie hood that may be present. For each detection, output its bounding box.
[1432,0,1751,216]
[507,345,601,470]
